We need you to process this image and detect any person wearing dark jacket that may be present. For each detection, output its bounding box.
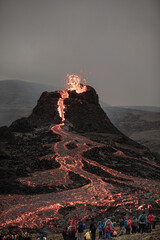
[77,221,84,240]
[62,228,69,240]
[138,211,147,233]
[131,216,138,234]
[90,218,96,240]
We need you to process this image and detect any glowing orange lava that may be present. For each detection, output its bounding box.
[66,74,87,93]
[57,90,69,122]
[57,74,87,121]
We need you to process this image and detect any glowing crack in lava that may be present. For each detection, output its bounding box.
[0,74,160,229]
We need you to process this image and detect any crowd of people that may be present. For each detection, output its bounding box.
[62,211,158,240]
[0,211,158,240]
[0,230,31,240]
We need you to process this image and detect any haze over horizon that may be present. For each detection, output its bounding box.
[1,0,160,107]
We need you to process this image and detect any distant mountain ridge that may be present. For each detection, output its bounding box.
[117,105,160,112]
[0,80,58,126]
[0,80,57,105]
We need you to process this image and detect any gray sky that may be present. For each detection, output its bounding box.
[0,0,160,106]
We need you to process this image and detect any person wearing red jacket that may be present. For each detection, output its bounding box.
[147,212,155,233]
[104,226,114,239]
[68,220,77,240]
[126,218,132,234]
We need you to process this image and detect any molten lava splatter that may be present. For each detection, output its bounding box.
[66,74,87,93]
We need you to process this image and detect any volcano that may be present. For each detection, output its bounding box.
[0,75,160,230]
[10,78,119,134]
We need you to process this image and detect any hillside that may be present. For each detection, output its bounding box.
[103,107,160,156]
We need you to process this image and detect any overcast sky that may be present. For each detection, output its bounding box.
[0,0,160,106]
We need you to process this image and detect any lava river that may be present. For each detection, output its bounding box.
[0,123,160,229]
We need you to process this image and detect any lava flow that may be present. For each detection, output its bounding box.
[0,74,160,230]
[57,90,69,122]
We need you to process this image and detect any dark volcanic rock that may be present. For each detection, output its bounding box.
[9,117,36,132]
[65,142,78,150]
[64,86,119,133]
[0,146,11,159]
[0,127,61,194]
[68,171,90,185]
[29,91,61,127]
[83,146,160,180]
[58,205,76,215]
[0,126,15,143]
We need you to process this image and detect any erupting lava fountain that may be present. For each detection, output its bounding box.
[57,74,87,122]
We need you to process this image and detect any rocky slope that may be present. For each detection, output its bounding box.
[103,107,160,156]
